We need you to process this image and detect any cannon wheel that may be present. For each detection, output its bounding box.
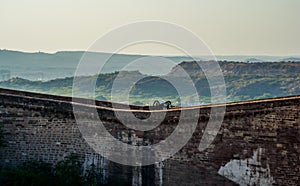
[164,101,172,109]
[153,100,160,107]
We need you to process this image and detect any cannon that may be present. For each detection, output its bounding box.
[152,100,172,110]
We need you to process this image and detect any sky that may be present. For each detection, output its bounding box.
[0,0,299,56]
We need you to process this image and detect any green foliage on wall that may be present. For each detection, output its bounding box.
[0,155,129,186]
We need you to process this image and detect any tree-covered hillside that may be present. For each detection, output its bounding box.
[0,61,299,106]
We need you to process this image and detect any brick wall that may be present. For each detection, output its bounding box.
[0,88,299,185]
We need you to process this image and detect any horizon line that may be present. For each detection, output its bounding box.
[1,48,300,58]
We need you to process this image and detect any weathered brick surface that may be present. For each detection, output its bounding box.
[0,88,299,185]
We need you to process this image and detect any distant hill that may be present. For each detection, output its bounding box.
[172,61,300,101]
[171,61,300,76]
[244,58,264,63]
[281,57,300,62]
[1,61,300,105]
[1,49,299,81]
[0,50,193,81]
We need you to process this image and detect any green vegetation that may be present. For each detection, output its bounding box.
[0,61,299,106]
[0,155,130,186]
[54,155,83,186]
[0,161,55,186]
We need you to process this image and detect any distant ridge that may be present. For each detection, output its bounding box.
[1,49,300,81]
[1,61,300,105]
[281,57,300,62]
[245,58,264,63]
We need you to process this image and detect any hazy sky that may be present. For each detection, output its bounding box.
[0,0,299,56]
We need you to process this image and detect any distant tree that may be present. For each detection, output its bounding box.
[132,100,143,105]
[96,95,107,101]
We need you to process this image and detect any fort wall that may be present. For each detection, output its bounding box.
[0,88,299,185]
